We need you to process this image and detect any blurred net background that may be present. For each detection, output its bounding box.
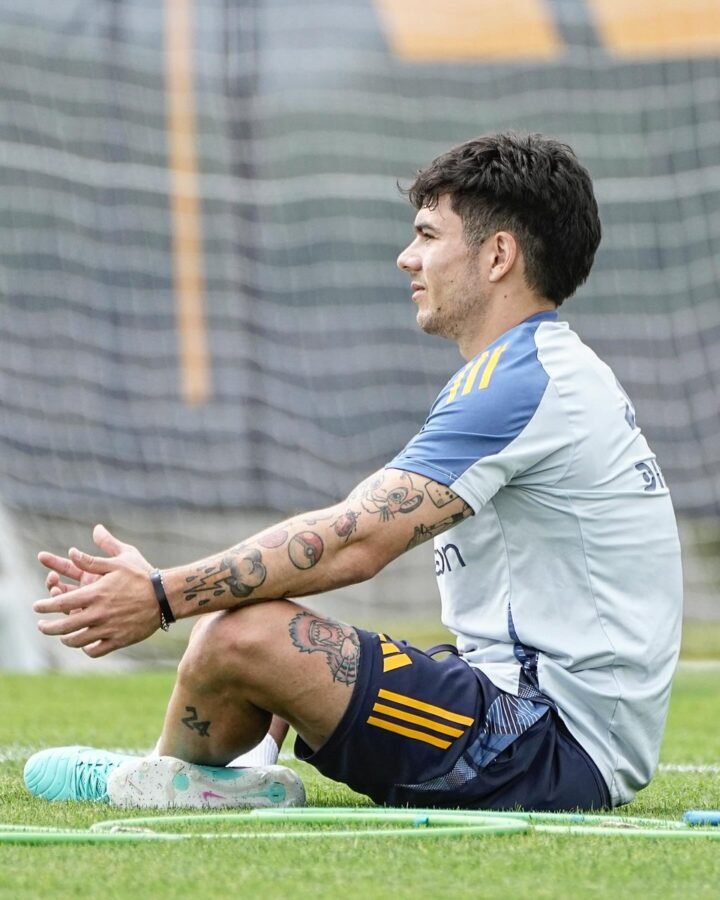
[0,0,718,670]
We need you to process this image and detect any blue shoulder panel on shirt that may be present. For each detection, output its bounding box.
[388,312,554,484]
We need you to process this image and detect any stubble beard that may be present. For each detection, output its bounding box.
[416,301,446,337]
[416,284,486,342]
[416,250,486,341]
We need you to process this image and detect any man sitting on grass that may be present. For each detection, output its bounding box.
[26,133,682,812]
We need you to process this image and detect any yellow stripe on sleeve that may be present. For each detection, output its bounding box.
[461,352,489,395]
[478,344,508,389]
[446,368,467,403]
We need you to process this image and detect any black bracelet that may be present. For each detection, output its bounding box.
[150,569,176,631]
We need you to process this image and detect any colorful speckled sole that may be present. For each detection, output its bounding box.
[106,756,306,809]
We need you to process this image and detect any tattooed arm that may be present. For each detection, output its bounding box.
[173,469,471,611]
[34,469,472,655]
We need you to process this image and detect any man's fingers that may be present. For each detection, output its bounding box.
[59,628,91,648]
[46,573,76,596]
[46,571,60,589]
[37,608,94,637]
[55,625,119,656]
[68,546,117,576]
[34,582,95,617]
[60,626,106,650]
[41,545,121,581]
[61,625,121,658]
[92,523,130,558]
[83,640,117,659]
[38,551,84,583]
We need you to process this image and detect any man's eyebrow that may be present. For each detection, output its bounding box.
[414,220,439,234]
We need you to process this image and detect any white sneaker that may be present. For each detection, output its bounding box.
[106,756,306,809]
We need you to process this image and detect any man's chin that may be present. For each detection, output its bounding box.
[416,310,444,337]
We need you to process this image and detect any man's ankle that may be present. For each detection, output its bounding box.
[229,734,280,767]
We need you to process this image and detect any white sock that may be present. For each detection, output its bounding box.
[229,734,280,767]
[149,733,280,767]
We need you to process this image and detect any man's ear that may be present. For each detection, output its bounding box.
[487,231,518,283]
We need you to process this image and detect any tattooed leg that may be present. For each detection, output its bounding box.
[156,600,359,765]
[181,705,212,738]
[157,613,273,766]
[289,611,360,685]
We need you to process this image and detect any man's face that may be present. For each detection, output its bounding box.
[396,194,486,341]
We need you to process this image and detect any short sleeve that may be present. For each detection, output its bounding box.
[387,317,560,511]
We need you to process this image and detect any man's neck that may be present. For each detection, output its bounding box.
[457,298,557,361]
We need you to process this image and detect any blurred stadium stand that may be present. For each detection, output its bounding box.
[0,0,718,669]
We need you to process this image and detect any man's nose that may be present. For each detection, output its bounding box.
[397,245,420,273]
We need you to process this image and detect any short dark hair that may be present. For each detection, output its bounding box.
[404,133,601,305]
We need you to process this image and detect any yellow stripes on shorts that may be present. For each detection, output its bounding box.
[378,688,474,726]
[366,687,475,750]
[372,703,465,737]
[377,635,412,672]
[366,716,453,749]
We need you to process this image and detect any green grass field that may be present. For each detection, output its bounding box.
[1,621,719,899]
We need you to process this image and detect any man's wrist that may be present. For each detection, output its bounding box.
[149,569,176,631]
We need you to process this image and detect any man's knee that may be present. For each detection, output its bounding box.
[178,601,292,688]
[175,604,360,749]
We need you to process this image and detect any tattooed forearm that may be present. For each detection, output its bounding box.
[175,473,470,613]
[360,471,425,522]
[424,480,463,508]
[332,510,360,542]
[258,529,288,549]
[181,705,211,737]
[406,504,473,550]
[289,611,360,685]
[287,531,324,569]
[347,476,373,503]
[303,513,333,526]
[184,546,267,606]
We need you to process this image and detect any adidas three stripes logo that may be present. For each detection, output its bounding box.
[366,687,474,750]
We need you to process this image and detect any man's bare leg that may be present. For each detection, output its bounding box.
[24,599,359,806]
[156,599,359,766]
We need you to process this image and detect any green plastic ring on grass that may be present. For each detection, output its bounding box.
[250,807,691,829]
[2,807,720,845]
[0,810,527,844]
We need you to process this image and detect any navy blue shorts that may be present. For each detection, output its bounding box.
[295,629,610,810]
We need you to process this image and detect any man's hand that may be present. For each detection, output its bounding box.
[34,524,157,658]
